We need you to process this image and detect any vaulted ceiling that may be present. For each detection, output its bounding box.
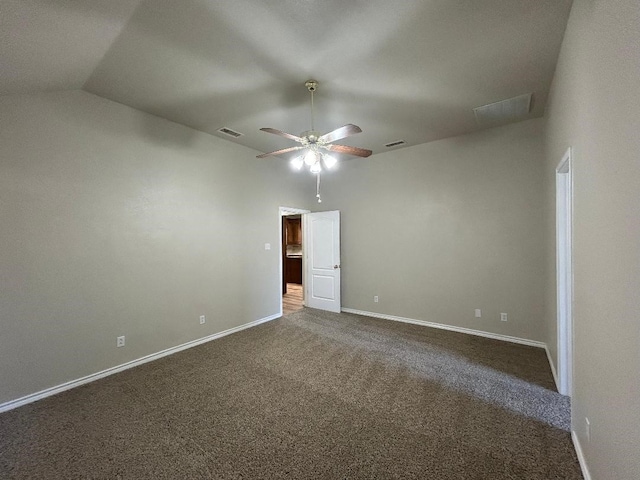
[1,0,573,157]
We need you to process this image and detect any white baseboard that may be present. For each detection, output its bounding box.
[0,313,281,414]
[341,308,546,349]
[572,430,592,480]
[545,345,560,392]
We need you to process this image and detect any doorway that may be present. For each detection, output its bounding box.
[280,207,309,316]
[556,147,573,396]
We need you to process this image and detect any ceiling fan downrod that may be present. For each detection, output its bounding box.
[305,80,317,133]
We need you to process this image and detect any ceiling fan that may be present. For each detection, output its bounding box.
[257,80,372,201]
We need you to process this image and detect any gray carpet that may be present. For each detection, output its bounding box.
[0,309,582,479]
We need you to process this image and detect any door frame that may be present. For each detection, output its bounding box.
[556,147,573,397]
[279,206,310,316]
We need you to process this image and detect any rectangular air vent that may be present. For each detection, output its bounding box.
[217,127,244,138]
[384,140,406,148]
[473,93,532,126]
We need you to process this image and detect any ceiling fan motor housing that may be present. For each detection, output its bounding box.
[300,130,321,143]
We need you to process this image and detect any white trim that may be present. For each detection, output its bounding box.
[545,344,560,392]
[279,206,310,216]
[572,431,592,480]
[556,147,574,396]
[341,308,546,349]
[0,313,281,414]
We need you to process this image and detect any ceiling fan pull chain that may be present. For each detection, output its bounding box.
[316,172,322,203]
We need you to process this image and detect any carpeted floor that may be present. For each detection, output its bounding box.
[0,309,582,479]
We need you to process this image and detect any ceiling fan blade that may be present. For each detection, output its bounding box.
[326,144,372,158]
[256,146,303,159]
[260,128,303,143]
[318,124,362,144]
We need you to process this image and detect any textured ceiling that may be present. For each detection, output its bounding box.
[1,0,573,157]
[0,0,142,94]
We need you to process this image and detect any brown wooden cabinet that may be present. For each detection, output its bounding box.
[286,257,302,284]
[286,217,302,245]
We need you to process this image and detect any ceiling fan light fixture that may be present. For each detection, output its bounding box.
[322,154,337,169]
[291,156,304,170]
[304,149,317,166]
[309,161,322,174]
[257,80,372,201]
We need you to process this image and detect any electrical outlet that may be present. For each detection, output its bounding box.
[199,315,206,325]
[475,309,482,318]
[374,296,379,303]
[500,313,508,322]
[585,418,591,442]
[116,336,125,348]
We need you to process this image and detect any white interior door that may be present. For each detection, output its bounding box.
[305,211,341,313]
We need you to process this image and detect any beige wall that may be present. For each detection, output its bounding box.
[0,90,312,405]
[318,118,547,342]
[543,0,640,478]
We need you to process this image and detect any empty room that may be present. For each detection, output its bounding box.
[1,1,638,479]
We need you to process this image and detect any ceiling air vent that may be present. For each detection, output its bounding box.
[217,127,244,138]
[473,93,532,126]
[384,140,406,148]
